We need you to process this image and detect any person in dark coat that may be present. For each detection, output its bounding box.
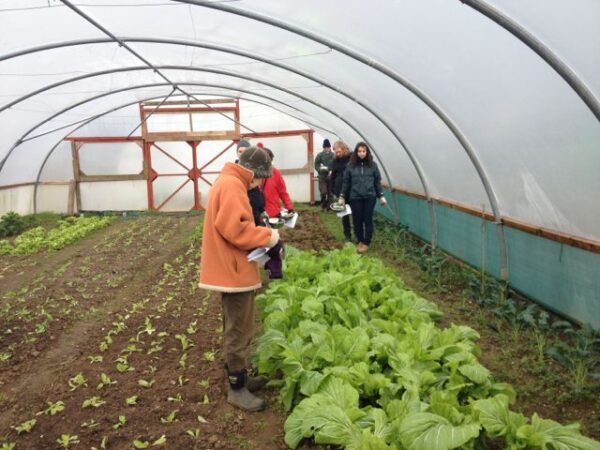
[330,140,353,241]
[314,138,334,210]
[339,142,387,253]
[235,139,267,226]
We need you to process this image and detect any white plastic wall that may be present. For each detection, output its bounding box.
[0,1,598,240]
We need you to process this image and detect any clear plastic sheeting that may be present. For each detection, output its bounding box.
[0,0,598,241]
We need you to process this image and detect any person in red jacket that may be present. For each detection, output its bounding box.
[261,147,293,279]
[261,148,294,218]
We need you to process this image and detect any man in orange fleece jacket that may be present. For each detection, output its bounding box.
[199,146,279,412]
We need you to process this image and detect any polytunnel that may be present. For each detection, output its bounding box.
[0,1,599,448]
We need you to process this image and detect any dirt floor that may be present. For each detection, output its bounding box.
[1,209,597,450]
[0,212,339,450]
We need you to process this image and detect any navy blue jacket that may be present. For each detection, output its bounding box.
[341,160,383,201]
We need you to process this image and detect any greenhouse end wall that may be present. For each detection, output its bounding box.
[378,190,600,330]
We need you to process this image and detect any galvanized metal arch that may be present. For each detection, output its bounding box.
[173,0,506,277]
[1,71,400,222]
[33,90,337,212]
[461,0,600,123]
[0,36,435,243]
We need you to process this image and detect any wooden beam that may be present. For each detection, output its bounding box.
[279,166,310,175]
[241,129,313,139]
[79,173,147,182]
[145,131,240,142]
[143,98,235,106]
[71,141,82,212]
[141,107,237,114]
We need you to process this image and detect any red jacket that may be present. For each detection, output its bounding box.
[262,167,293,217]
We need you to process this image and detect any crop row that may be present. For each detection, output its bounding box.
[0,216,113,256]
[0,217,186,368]
[0,220,218,449]
[255,245,599,450]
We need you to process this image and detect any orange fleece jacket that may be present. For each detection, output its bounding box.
[199,163,279,292]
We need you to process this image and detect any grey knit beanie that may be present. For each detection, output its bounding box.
[238,146,272,178]
[236,139,251,150]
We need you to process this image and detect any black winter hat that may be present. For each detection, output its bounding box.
[238,146,272,179]
[323,138,331,148]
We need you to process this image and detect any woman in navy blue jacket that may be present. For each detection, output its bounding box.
[338,142,387,253]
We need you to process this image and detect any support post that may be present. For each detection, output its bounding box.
[190,141,201,211]
[71,141,82,212]
[307,130,315,204]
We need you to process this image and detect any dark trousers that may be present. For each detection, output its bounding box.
[265,240,284,278]
[342,215,352,240]
[349,197,376,245]
[221,291,256,373]
[318,177,331,209]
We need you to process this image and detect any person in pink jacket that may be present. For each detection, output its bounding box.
[261,147,294,279]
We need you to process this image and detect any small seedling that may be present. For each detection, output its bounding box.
[97,373,117,390]
[81,419,100,428]
[187,320,198,334]
[179,352,188,369]
[112,415,127,429]
[56,434,79,449]
[138,379,155,389]
[126,395,139,406]
[167,393,183,403]
[40,400,65,416]
[13,418,36,434]
[175,334,194,352]
[160,410,178,423]
[82,396,106,408]
[91,436,108,450]
[186,429,201,439]
[88,355,103,364]
[68,372,87,391]
[203,351,215,361]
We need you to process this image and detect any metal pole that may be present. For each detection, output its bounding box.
[174,0,506,277]
[58,1,256,137]
[0,37,436,244]
[460,0,600,123]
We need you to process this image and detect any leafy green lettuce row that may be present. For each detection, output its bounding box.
[255,245,599,450]
[1,216,113,255]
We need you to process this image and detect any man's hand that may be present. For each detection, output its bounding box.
[338,197,345,206]
[379,196,387,207]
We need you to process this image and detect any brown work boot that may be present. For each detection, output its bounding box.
[357,242,368,253]
[227,370,265,412]
[246,374,268,393]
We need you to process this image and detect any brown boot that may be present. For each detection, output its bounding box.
[227,370,265,412]
[357,242,368,253]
